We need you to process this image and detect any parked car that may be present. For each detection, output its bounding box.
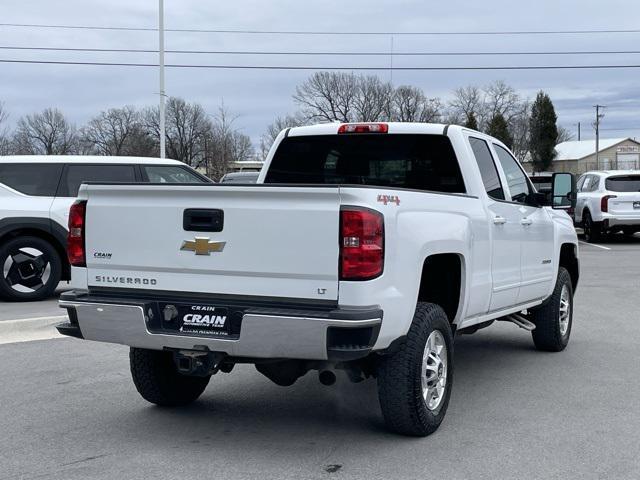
[0,156,211,301]
[219,171,260,183]
[529,171,553,195]
[57,123,578,436]
[575,170,640,242]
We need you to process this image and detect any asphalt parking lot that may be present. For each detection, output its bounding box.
[1,236,639,479]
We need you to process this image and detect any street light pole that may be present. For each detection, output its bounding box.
[594,105,605,170]
[159,0,166,158]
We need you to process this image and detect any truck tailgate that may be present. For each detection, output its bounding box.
[81,184,341,300]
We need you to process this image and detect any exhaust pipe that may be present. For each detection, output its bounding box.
[319,370,336,386]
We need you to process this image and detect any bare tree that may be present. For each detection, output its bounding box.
[391,86,442,122]
[509,101,531,161]
[556,126,574,144]
[0,102,10,155]
[143,97,211,166]
[293,72,359,122]
[80,106,145,156]
[353,75,393,121]
[260,113,307,159]
[482,80,521,125]
[13,108,77,154]
[448,86,483,125]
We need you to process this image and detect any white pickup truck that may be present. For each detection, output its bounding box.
[58,122,579,436]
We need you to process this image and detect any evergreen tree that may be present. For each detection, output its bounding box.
[529,91,558,172]
[464,112,478,130]
[486,113,513,149]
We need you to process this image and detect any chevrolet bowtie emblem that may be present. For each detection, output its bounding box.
[180,237,226,255]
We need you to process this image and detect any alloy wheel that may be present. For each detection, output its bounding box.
[421,330,448,411]
[2,247,51,294]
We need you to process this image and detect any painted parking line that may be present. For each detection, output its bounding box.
[579,240,611,251]
[0,315,67,345]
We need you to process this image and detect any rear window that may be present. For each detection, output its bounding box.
[264,134,466,194]
[0,163,63,196]
[605,175,640,192]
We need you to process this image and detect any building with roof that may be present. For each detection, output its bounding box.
[549,137,640,174]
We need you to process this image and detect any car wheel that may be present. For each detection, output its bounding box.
[0,236,62,302]
[623,227,637,237]
[130,348,210,407]
[530,267,573,352]
[376,302,454,436]
[582,211,601,243]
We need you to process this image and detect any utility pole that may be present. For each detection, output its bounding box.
[577,122,581,141]
[594,105,606,169]
[159,0,166,158]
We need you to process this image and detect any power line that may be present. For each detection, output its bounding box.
[1,22,640,36]
[3,58,640,71]
[3,45,640,57]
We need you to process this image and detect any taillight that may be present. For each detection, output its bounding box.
[340,207,384,280]
[68,200,87,267]
[601,195,616,213]
[337,123,388,134]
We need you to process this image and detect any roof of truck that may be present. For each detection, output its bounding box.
[0,155,184,165]
[287,122,451,137]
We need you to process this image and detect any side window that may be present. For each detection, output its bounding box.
[576,175,586,192]
[492,144,531,204]
[582,175,592,192]
[59,164,136,197]
[468,137,505,200]
[588,175,600,192]
[142,165,207,183]
[0,163,63,196]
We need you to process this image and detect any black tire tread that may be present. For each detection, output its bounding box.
[129,348,210,407]
[531,267,573,352]
[377,302,453,436]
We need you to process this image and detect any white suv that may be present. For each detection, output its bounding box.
[575,170,640,242]
[0,156,210,301]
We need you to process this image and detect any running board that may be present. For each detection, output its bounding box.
[502,313,536,331]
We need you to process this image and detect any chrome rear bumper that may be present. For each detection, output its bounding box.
[58,291,382,361]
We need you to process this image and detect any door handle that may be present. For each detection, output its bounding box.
[493,216,507,225]
[520,218,533,226]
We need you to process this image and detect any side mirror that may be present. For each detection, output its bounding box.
[551,172,576,209]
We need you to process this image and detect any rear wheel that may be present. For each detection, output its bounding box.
[0,236,62,302]
[530,267,573,352]
[130,348,210,406]
[376,302,454,436]
[582,211,601,243]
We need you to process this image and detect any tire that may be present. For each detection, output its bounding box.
[0,236,62,302]
[530,267,573,352]
[129,348,210,406]
[623,227,637,237]
[376,302,454,437]
[582,211,601,243]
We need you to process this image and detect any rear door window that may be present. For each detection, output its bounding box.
[265,134,466,194]
[0,163,63,196]
[605,175,640,192]
[468,137,505,200]
[58,164,136,197]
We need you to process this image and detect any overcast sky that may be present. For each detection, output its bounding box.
[2,0,640,146]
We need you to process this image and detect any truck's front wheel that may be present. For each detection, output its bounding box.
[376,302,454,436]
[129,348,210,406]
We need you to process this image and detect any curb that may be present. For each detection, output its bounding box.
[0,315,67,345]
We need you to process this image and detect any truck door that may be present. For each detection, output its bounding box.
[467,137,522,311]
[490,144,555,304]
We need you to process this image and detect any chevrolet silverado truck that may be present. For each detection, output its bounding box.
[57,122,579,436]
